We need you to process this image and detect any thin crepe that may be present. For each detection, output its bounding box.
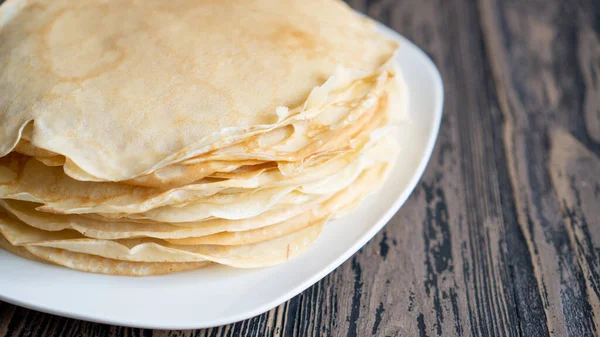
[0,159,389,241]
[0,211,323,268]
[0,122,397,215]
[0,0,399,181]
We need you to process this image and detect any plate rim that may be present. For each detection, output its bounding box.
[0,20,444,330]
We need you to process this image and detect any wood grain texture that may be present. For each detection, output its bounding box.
[1,0,599,336]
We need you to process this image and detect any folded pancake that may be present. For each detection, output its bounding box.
[0,235,43,263]
[0,158,390,241]
[0,0,408,275]
[0,0,399,182]
[12,64,403,188]
[0,160,391,269]
[0,210,323,268]
[0,197,328,240]
[27,247,211,276]
[121,137,397,223]
[0,229,210,276]
[0,105,397,215]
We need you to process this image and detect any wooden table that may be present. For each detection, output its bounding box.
[2,0,600,336]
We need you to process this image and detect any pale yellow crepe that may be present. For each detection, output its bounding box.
[116,82,390,188]
[0,234,43,262]
[35,156,66,167]
[0,0,398,182]
[0,160,389,242]
[40,83,392,191]
[122,160,269,188]
[179,72,392,165]
[14,138,59,159]
[30,224,324,267]
[0,160,392,269]
[26,246,211,276]
[208,163,275,180]
[0,211,323,268]
[0,196,328,239]
[116,135,398,222]
[0,127,396,216]
[166,162,391,245]
[19,67,397,188]
[0,0,406,276]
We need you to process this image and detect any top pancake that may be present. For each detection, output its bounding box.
[0,0,398,181]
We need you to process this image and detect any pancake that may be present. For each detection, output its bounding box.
[0,0,407,275]
[0,211,323,268]
[0,113,396,215]
[0,159,390,241]
[0,0,398,182]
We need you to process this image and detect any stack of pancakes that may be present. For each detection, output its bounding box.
[0,0,407,275]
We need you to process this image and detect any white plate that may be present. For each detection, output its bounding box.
[0,21,443,329]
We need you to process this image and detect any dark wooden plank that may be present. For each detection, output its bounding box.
[1,0,599,336]
[479,0,600,335]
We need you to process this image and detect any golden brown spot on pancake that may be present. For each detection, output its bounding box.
[14,139,58,158]
[0,167,17,184]
[20,2,47,15]
[271,24,324,57]
[171,116,194,128]
[40,6,125,81]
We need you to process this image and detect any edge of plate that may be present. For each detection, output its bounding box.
[195,23,445,330]
[0,21,444,330]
